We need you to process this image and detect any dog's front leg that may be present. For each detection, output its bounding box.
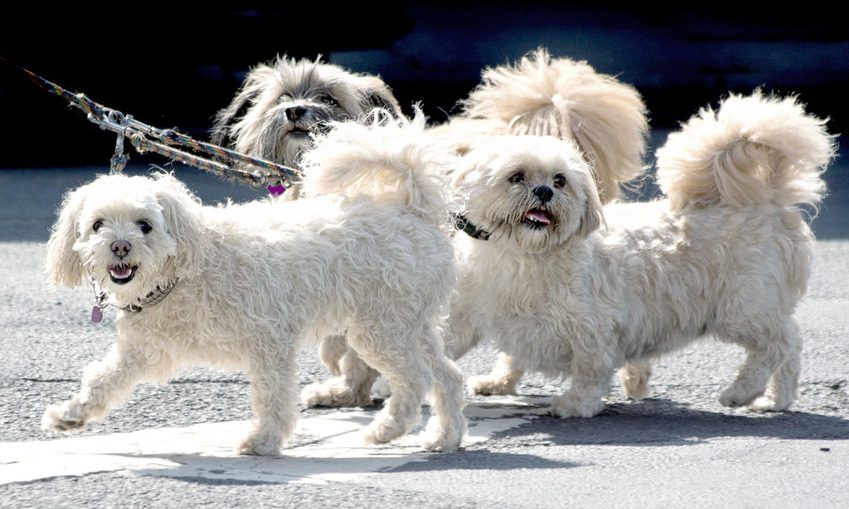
[239,344,299,456]
[551,348,613,418]
[443,310,482,361]
[468,352,525,396]
[42,343,170,433]
[302,336,379,408]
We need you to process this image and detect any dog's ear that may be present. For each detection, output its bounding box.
[577,169,605,238]
[358,76,402,117]
[211,65,272,147]
[153,175,206,278]
[46,185,90,287]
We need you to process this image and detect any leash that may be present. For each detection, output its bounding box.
[14,62,302,192]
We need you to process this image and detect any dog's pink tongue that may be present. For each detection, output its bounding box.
[110,265,132,278]
[526,210,551,224]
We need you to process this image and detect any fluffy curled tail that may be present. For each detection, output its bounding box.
[462,47,648,203]
[300,109,452,227]
[657,91,835,211]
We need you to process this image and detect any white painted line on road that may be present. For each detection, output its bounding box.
[0,396,550,486]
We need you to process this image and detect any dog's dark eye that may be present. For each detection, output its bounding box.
[316,92,338,108]
[553,174,567,189]
[137,220,152,234]
[93,219,103,232]
[508,171,525,184]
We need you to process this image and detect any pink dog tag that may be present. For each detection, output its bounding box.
[267,184,286,196]
[91,306,103,323]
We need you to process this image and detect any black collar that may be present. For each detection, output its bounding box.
[452,213,491,241]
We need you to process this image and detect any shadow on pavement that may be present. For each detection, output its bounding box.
[491,397,849,447]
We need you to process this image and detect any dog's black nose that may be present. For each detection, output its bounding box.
[533,185,554,203]
[111,239,131,258]
[285,105,308,122]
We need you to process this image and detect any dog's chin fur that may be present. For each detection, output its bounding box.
[212,55,401,170]
[444,92,833,418]
[41,115,467,456]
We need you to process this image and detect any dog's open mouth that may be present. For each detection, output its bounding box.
[288,127,311,137]
[522,209,553,229]
[108,264,137,285]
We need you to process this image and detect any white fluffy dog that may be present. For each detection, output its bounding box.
[41,113,466,455]
[212,54,401,190]
[432,47,647,203]
[445,92,833,417]
[305,48,650,407]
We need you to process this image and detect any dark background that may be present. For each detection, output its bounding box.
[2,1,847,168]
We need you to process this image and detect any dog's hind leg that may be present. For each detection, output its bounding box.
[718,320,795,409]
[347,325,430,446]
[749,318,802,412]
[239,341,299,456]
[618,360,653,400]
[468,353,525,396]
[419,323,467,452]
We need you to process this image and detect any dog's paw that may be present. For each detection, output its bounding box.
[468,374,518,396]
[363,414,407,445]
[301,379,372,408]
[718,386,761,408]
[619,364,652,400]
[551,394,603,418]
[419,417,464,453]
[748,395,791,413]
[237,431,282,457]
[41,401,87,433]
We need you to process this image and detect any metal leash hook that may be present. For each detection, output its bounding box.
[106,110,129,174]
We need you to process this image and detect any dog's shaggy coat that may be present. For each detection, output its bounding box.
[41,114,466,455]
[212,55,401,193]
[446,92,833,416]
[305,48,650,408]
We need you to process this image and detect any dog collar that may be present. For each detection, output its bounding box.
[89,277,179,322]
[452,213,491,241]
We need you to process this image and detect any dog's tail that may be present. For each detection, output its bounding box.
[461,47,648,203]
[657,91,835,212]
[300,109,452,226]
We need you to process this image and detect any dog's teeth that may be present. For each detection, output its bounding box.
[525,211,551,224]
[108,265,133,279]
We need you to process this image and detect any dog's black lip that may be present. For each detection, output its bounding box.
[108,264,137,285]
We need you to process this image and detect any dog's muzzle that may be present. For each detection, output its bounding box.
[107,240,137,284]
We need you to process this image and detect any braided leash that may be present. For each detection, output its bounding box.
[19,65,302,190]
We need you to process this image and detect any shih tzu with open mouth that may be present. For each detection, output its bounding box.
[212,55,401,195]
[41,112,466,455]
[304,48,651,408]
[444,92,833,417]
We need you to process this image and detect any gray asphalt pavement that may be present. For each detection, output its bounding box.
[1,148,847,508]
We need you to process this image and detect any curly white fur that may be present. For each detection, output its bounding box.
[432,47,648,203]
[308,49,650,408]
[41,117,466,455]
[445,92,833,417]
